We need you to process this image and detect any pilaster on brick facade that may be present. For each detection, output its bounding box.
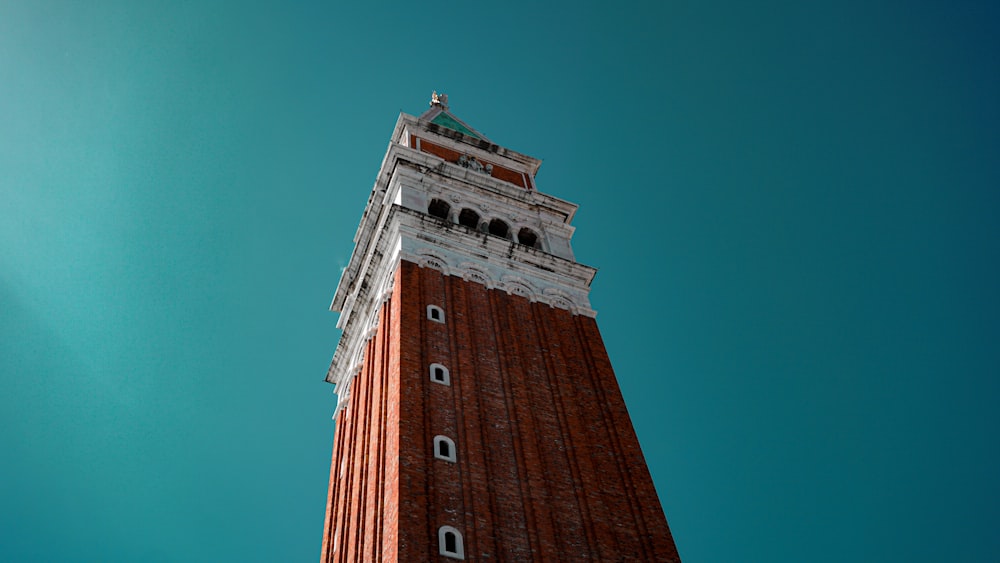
[320,95,681,562]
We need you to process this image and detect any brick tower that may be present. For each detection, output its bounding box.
[320,94,681,562]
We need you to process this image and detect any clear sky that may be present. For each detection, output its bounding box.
[2,1,998,561]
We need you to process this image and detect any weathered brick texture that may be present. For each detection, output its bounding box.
[321,261,681,562]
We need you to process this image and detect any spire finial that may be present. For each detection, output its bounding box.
[430,91,449,109]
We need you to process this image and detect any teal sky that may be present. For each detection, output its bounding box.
[2,1,998,561]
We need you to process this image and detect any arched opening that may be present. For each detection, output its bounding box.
[517,227,540,249]
[438,526,465,559]
[488,218,510,239]
[458,208,480,229]
[428,198,451,220]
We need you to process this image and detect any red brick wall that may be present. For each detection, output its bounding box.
[321,277,403,563]
[321,261,681,561]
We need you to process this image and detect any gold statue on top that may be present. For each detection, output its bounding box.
[430,91,449,108]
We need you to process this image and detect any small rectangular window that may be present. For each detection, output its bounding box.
[430,363,450,385]
[427,305,445,323]
[433,435,457,462]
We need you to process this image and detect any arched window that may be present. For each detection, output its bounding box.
[429,363,450,385]
[488,218,510,239]
[428,198,451,220]
[438,526,465,559]
[427,305,445,323]
[433,435,456,462]
[517,227,540,249]
[458,208,480,229]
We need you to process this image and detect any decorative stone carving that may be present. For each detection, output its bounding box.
[550,296,574,311]
[457,154,491,175]
[506,283,534,300]
[417,251,449,274]
[499,276,536,299]
[461,264,493,288]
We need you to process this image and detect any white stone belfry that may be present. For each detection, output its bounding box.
[326,98,598,409]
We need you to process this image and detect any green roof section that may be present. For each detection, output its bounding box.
[431,112,481,139]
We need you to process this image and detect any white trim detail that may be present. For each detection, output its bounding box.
[433,435,457,463]
[438,526,465,560]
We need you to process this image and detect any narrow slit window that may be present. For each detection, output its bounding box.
[445,532,457,553]
[433,435,456,462]
[427,305,445,323]
[438,526,465,559]
[430,363,450,385]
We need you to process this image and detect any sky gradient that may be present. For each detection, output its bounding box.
[2,1,999,561]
